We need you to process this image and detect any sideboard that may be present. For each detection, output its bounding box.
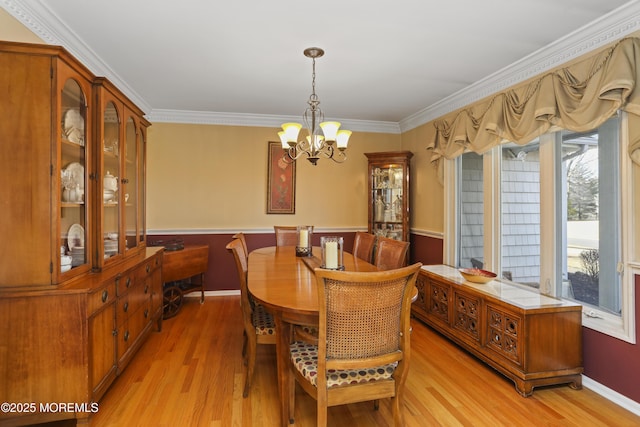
[413,265,583,396]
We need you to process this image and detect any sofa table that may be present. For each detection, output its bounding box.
[413,265,583,396]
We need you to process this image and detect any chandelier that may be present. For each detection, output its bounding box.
[278,47,351,165]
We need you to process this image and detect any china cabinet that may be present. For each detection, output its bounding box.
[0,41,159,426]
[365,151,413,244]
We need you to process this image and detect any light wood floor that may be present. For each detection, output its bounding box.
[85,296,639,426]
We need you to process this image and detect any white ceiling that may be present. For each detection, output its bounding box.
[2,0,639,133]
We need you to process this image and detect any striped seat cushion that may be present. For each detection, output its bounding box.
[290,341,397,388]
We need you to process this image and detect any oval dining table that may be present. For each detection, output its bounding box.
[247,246,379,426]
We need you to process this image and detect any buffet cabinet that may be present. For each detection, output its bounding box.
[365,151,413,243]
[414,265,583,397]
[0,41,158,426]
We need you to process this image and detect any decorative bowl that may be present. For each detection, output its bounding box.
[458,268,497,284]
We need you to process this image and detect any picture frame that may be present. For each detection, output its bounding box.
[267,141,296,214]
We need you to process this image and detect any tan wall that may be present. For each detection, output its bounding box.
[146,123,401,231]
[401,123,444,234]
[0,8,42,43]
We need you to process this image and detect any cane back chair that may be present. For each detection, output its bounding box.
[289,262,422,426]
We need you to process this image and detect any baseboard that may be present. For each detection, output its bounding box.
[184,290,240,297]
[583,376,640,416]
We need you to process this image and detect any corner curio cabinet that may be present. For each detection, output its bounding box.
[365,151,413,244]
[0,41,160,427]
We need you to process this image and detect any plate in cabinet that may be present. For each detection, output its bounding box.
[63,109,85,145]
[67,223,85,251]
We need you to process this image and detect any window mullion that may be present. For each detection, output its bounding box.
[483,147,500,274]
[540,132,560,296]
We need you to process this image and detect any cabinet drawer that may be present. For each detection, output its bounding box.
[115,271,135,296]
[136,255,162,281]
[129,301,152,340]
[117,282,151,318]
[131,280,152,315]
[117,301,152,360]
[88,282,116,314]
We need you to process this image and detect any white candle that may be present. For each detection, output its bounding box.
[299,229,308,247]
[325,241,338,269]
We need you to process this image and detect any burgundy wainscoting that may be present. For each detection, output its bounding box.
[147,231,357,292]
[147,231,443,292]
[582,274,640,404]
[410,233,444,265]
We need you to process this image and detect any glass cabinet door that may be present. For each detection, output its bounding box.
[102,100,121,261]
[138,125,147,247]
[60,77,89,273]
[371,165,405,240]
[124,116,139,252]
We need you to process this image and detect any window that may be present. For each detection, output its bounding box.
[447,112,636,343]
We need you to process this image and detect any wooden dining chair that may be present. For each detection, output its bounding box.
[288,263,422,427]
[352,231,376,263]
[373,236,409,270]
[232,232,248,261]
[274,225,307,246]
[226,238,276,398]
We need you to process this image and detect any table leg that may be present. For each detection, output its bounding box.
[199,273,205,303]
[274,313,294,426]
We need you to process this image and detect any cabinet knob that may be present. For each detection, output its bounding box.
[123,302,129,312]
[101,289,108,303]
[126,277,131,287]
[144,308,149,318]
[144,284,149,294]
[124,330,129,342]
[146,265,150,273]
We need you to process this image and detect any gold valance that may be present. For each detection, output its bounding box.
[429,37,640,166]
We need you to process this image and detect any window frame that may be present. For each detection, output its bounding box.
[444,112,636,344]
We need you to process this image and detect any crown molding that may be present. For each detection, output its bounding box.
[398,1,640,132]
[145,109,401,133]
[3,0,639,134]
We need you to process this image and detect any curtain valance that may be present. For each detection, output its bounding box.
[429,37,640,167]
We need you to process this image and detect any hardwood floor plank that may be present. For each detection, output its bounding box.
[83,296,640,427]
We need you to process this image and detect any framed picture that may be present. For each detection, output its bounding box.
[267,141,296,214]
